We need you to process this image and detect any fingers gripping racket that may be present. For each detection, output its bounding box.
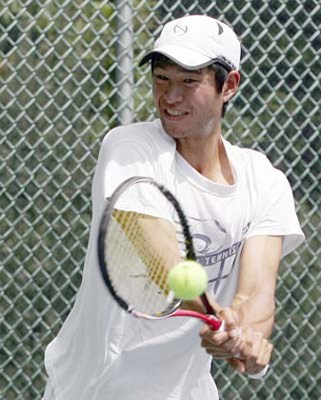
[97,176,223,331]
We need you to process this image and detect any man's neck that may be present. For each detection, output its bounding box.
[176,135,235,185]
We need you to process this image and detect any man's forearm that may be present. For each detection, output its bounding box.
[231,292,276,338]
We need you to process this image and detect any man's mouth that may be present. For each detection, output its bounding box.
[165,109,188,117]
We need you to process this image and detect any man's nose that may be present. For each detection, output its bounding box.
[164,83,184,103]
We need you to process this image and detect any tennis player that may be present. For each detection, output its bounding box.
[42,15,304,399]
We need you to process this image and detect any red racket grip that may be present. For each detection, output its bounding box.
[171,310,224,331]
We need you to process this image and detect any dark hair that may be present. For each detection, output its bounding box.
[210,63,230,117]
[151,54,231,117]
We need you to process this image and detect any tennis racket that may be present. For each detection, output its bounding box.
[97,176,223,331]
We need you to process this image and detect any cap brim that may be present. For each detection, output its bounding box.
[139,45,214,70]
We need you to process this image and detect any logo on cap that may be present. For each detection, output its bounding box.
[173,24,188,36]
[216,21,224,35]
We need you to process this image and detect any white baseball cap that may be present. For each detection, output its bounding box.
[139,15,241,71]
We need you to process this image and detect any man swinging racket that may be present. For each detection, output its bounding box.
[43,15,304,400]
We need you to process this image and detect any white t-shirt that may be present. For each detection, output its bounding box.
[43,119,304,400]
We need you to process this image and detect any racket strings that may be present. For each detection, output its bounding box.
[115,210,170,290]
[106,206,184,315]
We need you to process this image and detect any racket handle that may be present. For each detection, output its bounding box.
[172,310,223,331]
[217,319,225,332]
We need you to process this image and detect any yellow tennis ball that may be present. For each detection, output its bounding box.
[167,260,208,300]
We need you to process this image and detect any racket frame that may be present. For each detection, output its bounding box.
[98,176,222,330]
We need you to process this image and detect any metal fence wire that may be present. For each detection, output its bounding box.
[1,0,320,399]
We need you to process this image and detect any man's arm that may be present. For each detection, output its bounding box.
[200,235,282,375]
[232,234,282,336]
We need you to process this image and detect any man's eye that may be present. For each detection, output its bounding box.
[154,74,168,81]
[184,79,198,84]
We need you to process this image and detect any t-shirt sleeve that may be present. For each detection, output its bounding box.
[247,168,305,257]
[92,128,157,201]
[91,126,174,221]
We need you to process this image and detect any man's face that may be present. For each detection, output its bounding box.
[152,63,225,140]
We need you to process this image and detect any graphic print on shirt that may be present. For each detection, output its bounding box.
[187,217,251,294]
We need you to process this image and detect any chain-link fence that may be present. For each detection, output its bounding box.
[1,0,320,399]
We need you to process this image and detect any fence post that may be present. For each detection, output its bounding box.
[116,0,134,125]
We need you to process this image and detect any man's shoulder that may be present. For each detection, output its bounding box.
[228,142,274,172]
[102,119,167,146]
[227,141,287,186]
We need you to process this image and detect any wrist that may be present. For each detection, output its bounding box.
[247,364,269,379]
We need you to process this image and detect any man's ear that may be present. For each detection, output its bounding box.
[223,71,241,102]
